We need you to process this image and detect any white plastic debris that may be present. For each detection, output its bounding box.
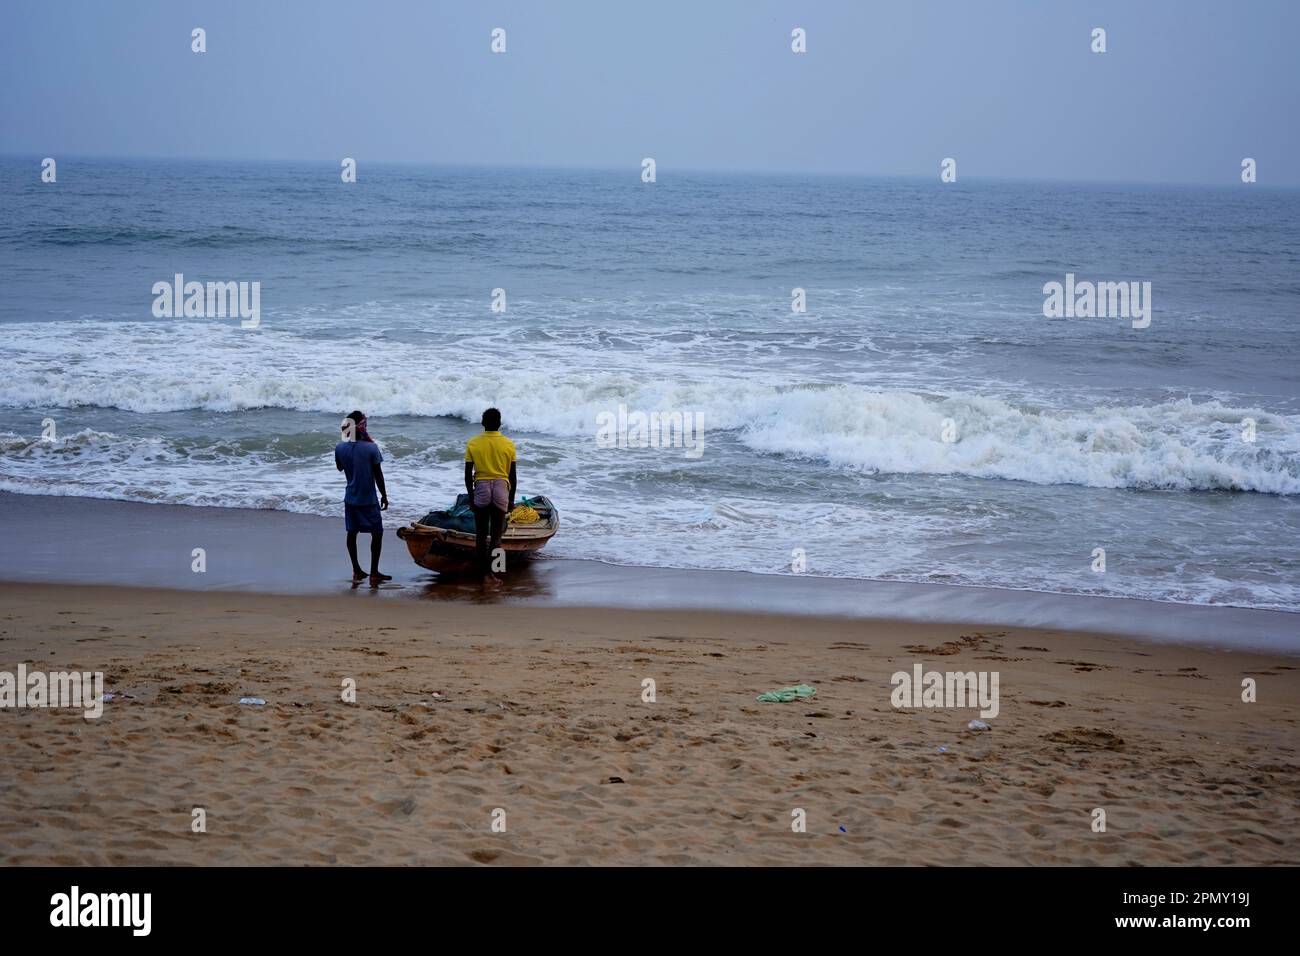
[238,697,266,706]
[967,719,991,731]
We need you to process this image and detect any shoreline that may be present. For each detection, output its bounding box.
[0,491,1296,654]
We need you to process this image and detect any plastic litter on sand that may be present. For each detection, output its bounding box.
[755,684,817,703]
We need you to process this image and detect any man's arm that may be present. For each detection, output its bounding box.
[508,461,517,511]
[464,461,475,496]
[373,462,389,510]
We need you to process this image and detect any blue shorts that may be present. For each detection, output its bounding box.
[345,503,383,533]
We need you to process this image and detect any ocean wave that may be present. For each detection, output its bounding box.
[737,391,1300,494]
[4,322,1298,495]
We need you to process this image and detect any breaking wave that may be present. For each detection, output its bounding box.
[4,322,1297,495]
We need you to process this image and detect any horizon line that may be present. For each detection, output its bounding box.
[2,151,1290,192]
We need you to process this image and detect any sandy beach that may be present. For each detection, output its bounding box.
[2,579,1296,866]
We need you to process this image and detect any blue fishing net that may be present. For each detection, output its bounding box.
[418,495,547,533]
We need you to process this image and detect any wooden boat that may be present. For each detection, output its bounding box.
[396,495,559,574]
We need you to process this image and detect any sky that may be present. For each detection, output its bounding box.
[2,0,1298,185]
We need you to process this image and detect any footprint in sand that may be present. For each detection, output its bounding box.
[1042,727,1124,751]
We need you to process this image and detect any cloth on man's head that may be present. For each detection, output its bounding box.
[355,415,374,442]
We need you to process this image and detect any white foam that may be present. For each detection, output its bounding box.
[5,321,1297,494]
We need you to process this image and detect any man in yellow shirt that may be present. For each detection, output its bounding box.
[464,407,518,584]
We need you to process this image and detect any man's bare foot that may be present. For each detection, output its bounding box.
[352,569,367,582]
[370,571,392,582]
[481,575,501,590]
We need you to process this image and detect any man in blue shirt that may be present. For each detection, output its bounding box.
[335,410,390,586]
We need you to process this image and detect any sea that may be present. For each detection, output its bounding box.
[1,157,1298,611]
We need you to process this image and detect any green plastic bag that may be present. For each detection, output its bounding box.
[756,684,817,703]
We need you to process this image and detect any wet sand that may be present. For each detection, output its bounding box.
[1,492,1296,650]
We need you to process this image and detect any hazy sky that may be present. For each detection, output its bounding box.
[2,0,1297,184]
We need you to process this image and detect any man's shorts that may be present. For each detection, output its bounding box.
[344,503,384,533]
[472,479,510,512]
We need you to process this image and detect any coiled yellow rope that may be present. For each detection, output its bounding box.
[508,504,541,524]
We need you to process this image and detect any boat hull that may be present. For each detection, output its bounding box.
[395,497,558,575]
